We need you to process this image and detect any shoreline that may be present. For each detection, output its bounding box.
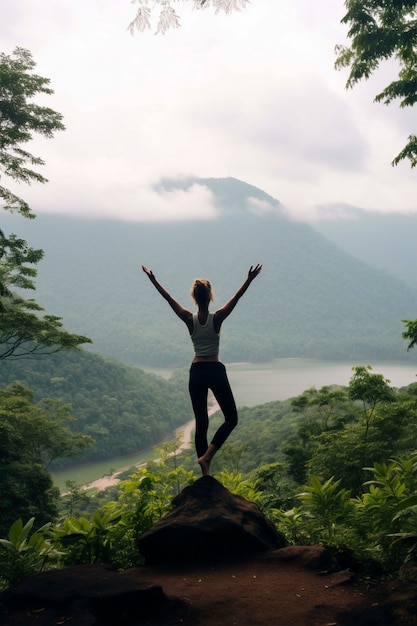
[78,401,219,492]
[79,419,195,492]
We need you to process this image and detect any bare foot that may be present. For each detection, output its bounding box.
[198,456,211,476]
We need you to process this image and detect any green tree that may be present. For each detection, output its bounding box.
[402,318,417,352]
[0,231,91,358]
[334,4,417,344]
[0,48,91,358]
[282,374,415,494]
[0,47,64,218]
[0,382,93,536]
[286,382,417,495]
[61,481,90,517]
[348,365,395,443]
[336,0,417,167]
[291,386,351,431]
[284,386,353,484]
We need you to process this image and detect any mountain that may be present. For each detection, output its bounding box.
[3,177,417,367]
[311,204,417,289]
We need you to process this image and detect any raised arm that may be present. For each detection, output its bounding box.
[214,264,262,327]
[142,266,192,325]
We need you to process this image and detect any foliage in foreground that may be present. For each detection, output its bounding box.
[0,518,58,588]
[2,449,417,591]
[2,368,417,590]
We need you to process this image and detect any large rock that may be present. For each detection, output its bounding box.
[0,563,183,625]
[138,476,286,564]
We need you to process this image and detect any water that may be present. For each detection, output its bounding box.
[52,447,156,492]
[226,358,417,406]
[52,358,417,489]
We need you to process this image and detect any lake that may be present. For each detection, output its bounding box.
[145,358,417,406]
[226,358,417,406]
[52,358,417,490]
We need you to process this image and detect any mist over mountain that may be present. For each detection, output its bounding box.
[3,177,417,367]
[311,205,417,289]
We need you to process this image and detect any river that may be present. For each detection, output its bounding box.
[52,358,417,491]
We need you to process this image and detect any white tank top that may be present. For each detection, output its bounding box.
[190,312,220,356]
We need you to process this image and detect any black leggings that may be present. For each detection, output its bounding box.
[189,362,238,458]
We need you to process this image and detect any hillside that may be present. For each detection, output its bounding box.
[3,177,417,367]
[311,205,417,289]
[1,350,193,466]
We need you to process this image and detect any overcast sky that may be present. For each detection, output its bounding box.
[2,0,416,222]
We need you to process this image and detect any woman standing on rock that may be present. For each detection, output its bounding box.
[142,264,262,476]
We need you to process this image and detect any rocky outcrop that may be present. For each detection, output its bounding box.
[0,479,287,625]
[0,563,185,625]
[138,475,287,564]
[10,480,403,626]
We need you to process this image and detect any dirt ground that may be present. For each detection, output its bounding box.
[2,550,416,626]
[134,552,395,626]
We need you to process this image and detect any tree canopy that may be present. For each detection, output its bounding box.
[0,48,91,358]
[0,382,92,535]
[336,0,417,167]
[335,2,417,344]
[0,47,65,218]
[1,350,193,466]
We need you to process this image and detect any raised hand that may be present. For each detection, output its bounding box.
[248,264,262,280]
[142,265,154,279]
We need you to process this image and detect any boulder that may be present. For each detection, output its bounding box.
[138,476,286,565]
[275,545,342,572]
[1,563,183,625]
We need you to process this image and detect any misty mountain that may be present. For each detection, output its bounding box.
[311,205,417,289]
[3,177,417,367]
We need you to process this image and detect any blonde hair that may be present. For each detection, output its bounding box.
[191,278,213,306]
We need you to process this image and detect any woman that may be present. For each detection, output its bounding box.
[142,264,262,476]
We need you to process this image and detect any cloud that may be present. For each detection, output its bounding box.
[201,73,368,172]
[1,0,416,222]
[23,169,220,222]
[246,196,281,217]
[313,203,364,222]
[119,182,220,222]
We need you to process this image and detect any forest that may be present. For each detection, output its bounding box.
[3,177,417,368]
[2,363,417,591]
[1,350,192,467]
